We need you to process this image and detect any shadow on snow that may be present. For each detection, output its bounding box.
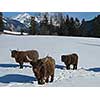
[56,65,65,70]
[0,63,31,68]
[86,67,100,72]
[0,74,36,83]
[0,63,64,70]
[56,65,100,72]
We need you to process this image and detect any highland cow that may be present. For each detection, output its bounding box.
[30,56,55,85]
[11,50,39,69]
[61,53,78,70]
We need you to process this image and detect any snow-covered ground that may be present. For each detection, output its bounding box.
[0,34,100,87]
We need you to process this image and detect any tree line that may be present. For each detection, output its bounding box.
[29,13,81,36]
[29,13,100,37]
[0,12,100,37]
[0,12,4,32]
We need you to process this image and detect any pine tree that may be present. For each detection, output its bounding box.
[68,17,76,36]
[30,16,37,35]
[75,18,80,29]
[48,17,55,35]
[59,16,67,36]
[40,14,49,35]
[81,18,85,24]
[65,15,70,36]
[66,15,69,22]
[93,15,100,37]
[0,12,4,32]
[74,17,80,36]
[20,28,24,35]
[43,14,48,25]
[80,18,88,36]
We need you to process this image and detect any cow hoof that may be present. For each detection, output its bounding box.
[20,67,23,69]
[50,80,53,83]
[73,69,77,70]
[73,68,77,70]
[66,68,70,70]
[38,83,45,85]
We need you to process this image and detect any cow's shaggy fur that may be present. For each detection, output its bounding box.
[30,56,55,85]
[11,50,39,69]
[61,53,78,70]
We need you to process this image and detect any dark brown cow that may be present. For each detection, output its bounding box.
[61,53,78,70]
[30,56,55,85]
[11,50,39,69]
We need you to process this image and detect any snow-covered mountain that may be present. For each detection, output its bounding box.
[3,17,29,32]
[12,13,31,22]
[11,12,46,27]
[3,16,30,33]
[11,12,65,27]
[12,13,31,27]
[3,12,66,32]
[3,12,42,32]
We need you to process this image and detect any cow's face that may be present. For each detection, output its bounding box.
[61,55,67,62]
[11,50,17,58]
[32,60,45,85]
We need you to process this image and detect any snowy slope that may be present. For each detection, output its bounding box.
[0,34,100,86]
[12,13,31,22]
[12,12,65,27]
[3,17,29,32]
[12,13,31,27]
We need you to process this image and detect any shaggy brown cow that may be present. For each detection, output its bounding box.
[61,53,78,70]
[11,50,39,69]
[30,56,55,85]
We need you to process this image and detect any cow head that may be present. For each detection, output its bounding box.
[11,50,18,58]
[61,55,67,62]
[30,59,46,85]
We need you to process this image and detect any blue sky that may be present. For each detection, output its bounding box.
[3,12,100,21]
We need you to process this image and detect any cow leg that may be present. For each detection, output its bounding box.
[38,80,42,85]
[45,76,49,83]
[19,63,23,69]
[66,64,70,70]
[50,74,54,82]
[73,64,77,70]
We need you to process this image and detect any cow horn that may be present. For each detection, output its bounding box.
[44,57,48,63]
[26,56,32,61]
